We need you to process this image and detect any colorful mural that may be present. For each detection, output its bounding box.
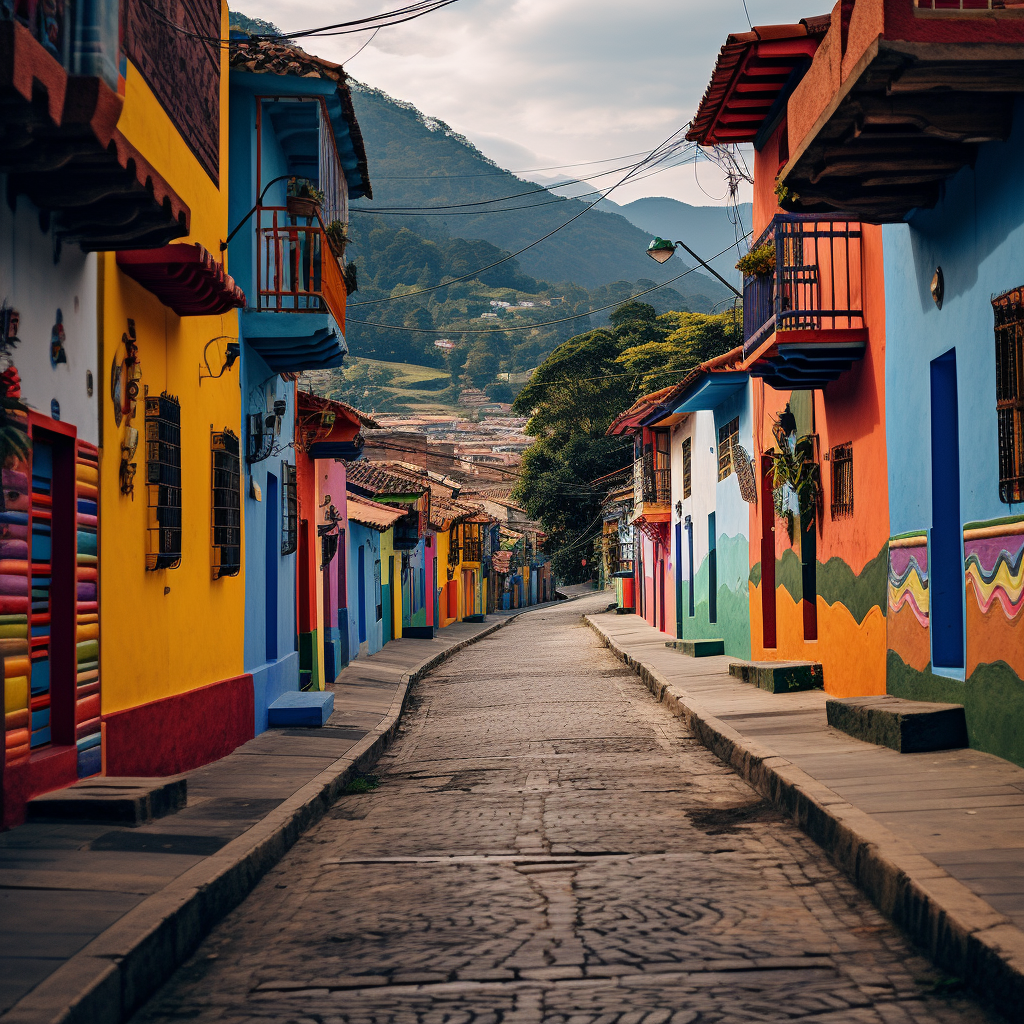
[964,520,1023,680]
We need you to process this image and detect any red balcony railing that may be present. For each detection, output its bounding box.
[743,215,864,358]
[255,207,347,327]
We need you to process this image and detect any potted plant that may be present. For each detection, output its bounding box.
[325,220,347,259]
[766,405,819,543]
[286,178,325,219]
[736,241,776,278]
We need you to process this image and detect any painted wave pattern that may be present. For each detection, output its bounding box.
[888,544,928,627]
[965,534,1024,621]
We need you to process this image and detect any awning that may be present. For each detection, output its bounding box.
[670,371,748,413]
[116,245,245,316]
[347,496,405,532]
[247,326,345,373]
[0,21,190,250]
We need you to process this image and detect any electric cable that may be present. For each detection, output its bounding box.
[349,129,692,306]
[346,237,750,330]
[370,150,654,179]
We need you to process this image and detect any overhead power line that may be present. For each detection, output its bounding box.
[349,131,691,307]
[370,151,654,180]
[346,238,749,333]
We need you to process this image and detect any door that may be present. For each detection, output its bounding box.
[265,472,278,661]
[930,350,964,669]
[674,522,683,638]
[357,545,366,644]
[760,455,776,648]
[708,512,718,624]
[658,556,666,633]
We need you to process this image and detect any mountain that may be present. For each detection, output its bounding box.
[346,81,731,303]
[607,196,754,288]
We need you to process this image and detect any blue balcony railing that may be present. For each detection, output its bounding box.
[743,215,864,358]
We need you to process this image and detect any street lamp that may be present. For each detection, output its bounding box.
[645,236,741,298]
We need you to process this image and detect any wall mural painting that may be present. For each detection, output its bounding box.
[964,521,1024,678]
[121,0,221,183]
[887,534,929,672]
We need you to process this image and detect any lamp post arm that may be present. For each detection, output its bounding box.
[671,240,742,298]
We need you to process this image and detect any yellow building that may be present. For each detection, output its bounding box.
[99,0,250,775]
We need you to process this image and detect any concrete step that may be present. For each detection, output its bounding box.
[27,776,187,825]
[463,613,487,624]
[666,639,725,657]
[614,606,635,615]
[826,694,969,753]
[729,660,823,693]
[268,690,335,728]
[403,625,434,639]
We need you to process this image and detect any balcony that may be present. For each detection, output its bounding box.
[741,215,867,389]
[777,2,1024,222]
[242,206,349,373]
[462,538,482,564]
[0,17,190,249]
[632,453,671,545]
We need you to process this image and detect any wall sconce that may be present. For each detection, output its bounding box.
[200,337,240,384]
[675,500,683,519]
[930,267,944,309]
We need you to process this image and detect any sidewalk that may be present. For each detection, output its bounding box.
[0,607,542,1024]
[584,602,1024,1017]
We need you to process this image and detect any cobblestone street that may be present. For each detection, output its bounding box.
[133,596,999,1024]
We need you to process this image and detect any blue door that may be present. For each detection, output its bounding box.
[357,544,366,644]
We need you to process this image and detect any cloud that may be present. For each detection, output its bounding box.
[231,0,828,205]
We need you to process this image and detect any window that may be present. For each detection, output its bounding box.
[718,417,739,481]
[448,525,460,566]
[682,437,692,499]
[830,442,854,519]
[145,393,181,570]
[281,463,298,555]
[993,287,1024,503]
[211,430,241,579]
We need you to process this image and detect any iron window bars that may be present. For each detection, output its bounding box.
[211,430,241,579]
[718,418,739,481]
[993,287,1024,504]
[682,437,692,499]
[830,442,854,519]
[281,463,298,555]
[448,525,461,566]
[145,393,181,571]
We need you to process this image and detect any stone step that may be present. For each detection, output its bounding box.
[268,690,335,728]
[403,625,434,639]
[462,613,486,623]
[666,639,725,657]
[729,660,823,693]
[826,694,969,753]
[27,776,187,826]
[614,606,635,615]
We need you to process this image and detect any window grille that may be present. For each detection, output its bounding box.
[448,525,460,566]
[145,393,181,570]
[993,287,1024,504]
[682,437,692,499]
[211,430,241,579]
[830,442,854,519]
[281,462,298,555]
[718,417,739,481]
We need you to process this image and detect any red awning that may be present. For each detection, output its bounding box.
[116,244,246,316]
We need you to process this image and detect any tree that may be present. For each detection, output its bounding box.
[461,343,499,389]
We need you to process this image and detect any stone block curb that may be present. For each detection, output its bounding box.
[584,613,1024,1022]
[2,611,529,1024]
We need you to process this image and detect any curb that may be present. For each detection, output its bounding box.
[3,612,526,1024]
[584,613,1024,1022]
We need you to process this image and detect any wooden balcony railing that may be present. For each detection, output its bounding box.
[256,206,347,327]
[633,453,671,507]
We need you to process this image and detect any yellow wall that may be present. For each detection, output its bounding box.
[434,528,459,628]
[100,1,245,714]
[380,528,402,641]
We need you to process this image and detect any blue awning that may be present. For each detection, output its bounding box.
[247,325,345,373]
[670,371,747,413]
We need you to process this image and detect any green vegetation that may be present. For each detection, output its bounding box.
[512,302,740,583]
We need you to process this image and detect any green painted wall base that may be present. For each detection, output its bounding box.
[887,651,1024,767]
[666,639,725,657]
[729,660,823,693]
[826,695,968,753]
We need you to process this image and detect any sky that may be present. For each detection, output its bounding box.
[233,0,829,207]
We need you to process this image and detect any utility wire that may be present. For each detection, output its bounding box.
[349,131,691,306]
[347,237,749,331]
[370,150,654,179]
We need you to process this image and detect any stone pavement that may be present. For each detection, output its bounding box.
[584,602,1024,1017]
[0,607,544,1023]
[131,594,997,1024]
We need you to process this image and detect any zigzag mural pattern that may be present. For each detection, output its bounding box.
[888,542,928,627]
[965,534,1024,620]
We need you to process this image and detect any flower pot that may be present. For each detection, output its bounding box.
[287,196,319,219]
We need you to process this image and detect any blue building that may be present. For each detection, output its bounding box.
[227,37,371,731]
[775,3,1024,765]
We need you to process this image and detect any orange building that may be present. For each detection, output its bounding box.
[689,16,890,696]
